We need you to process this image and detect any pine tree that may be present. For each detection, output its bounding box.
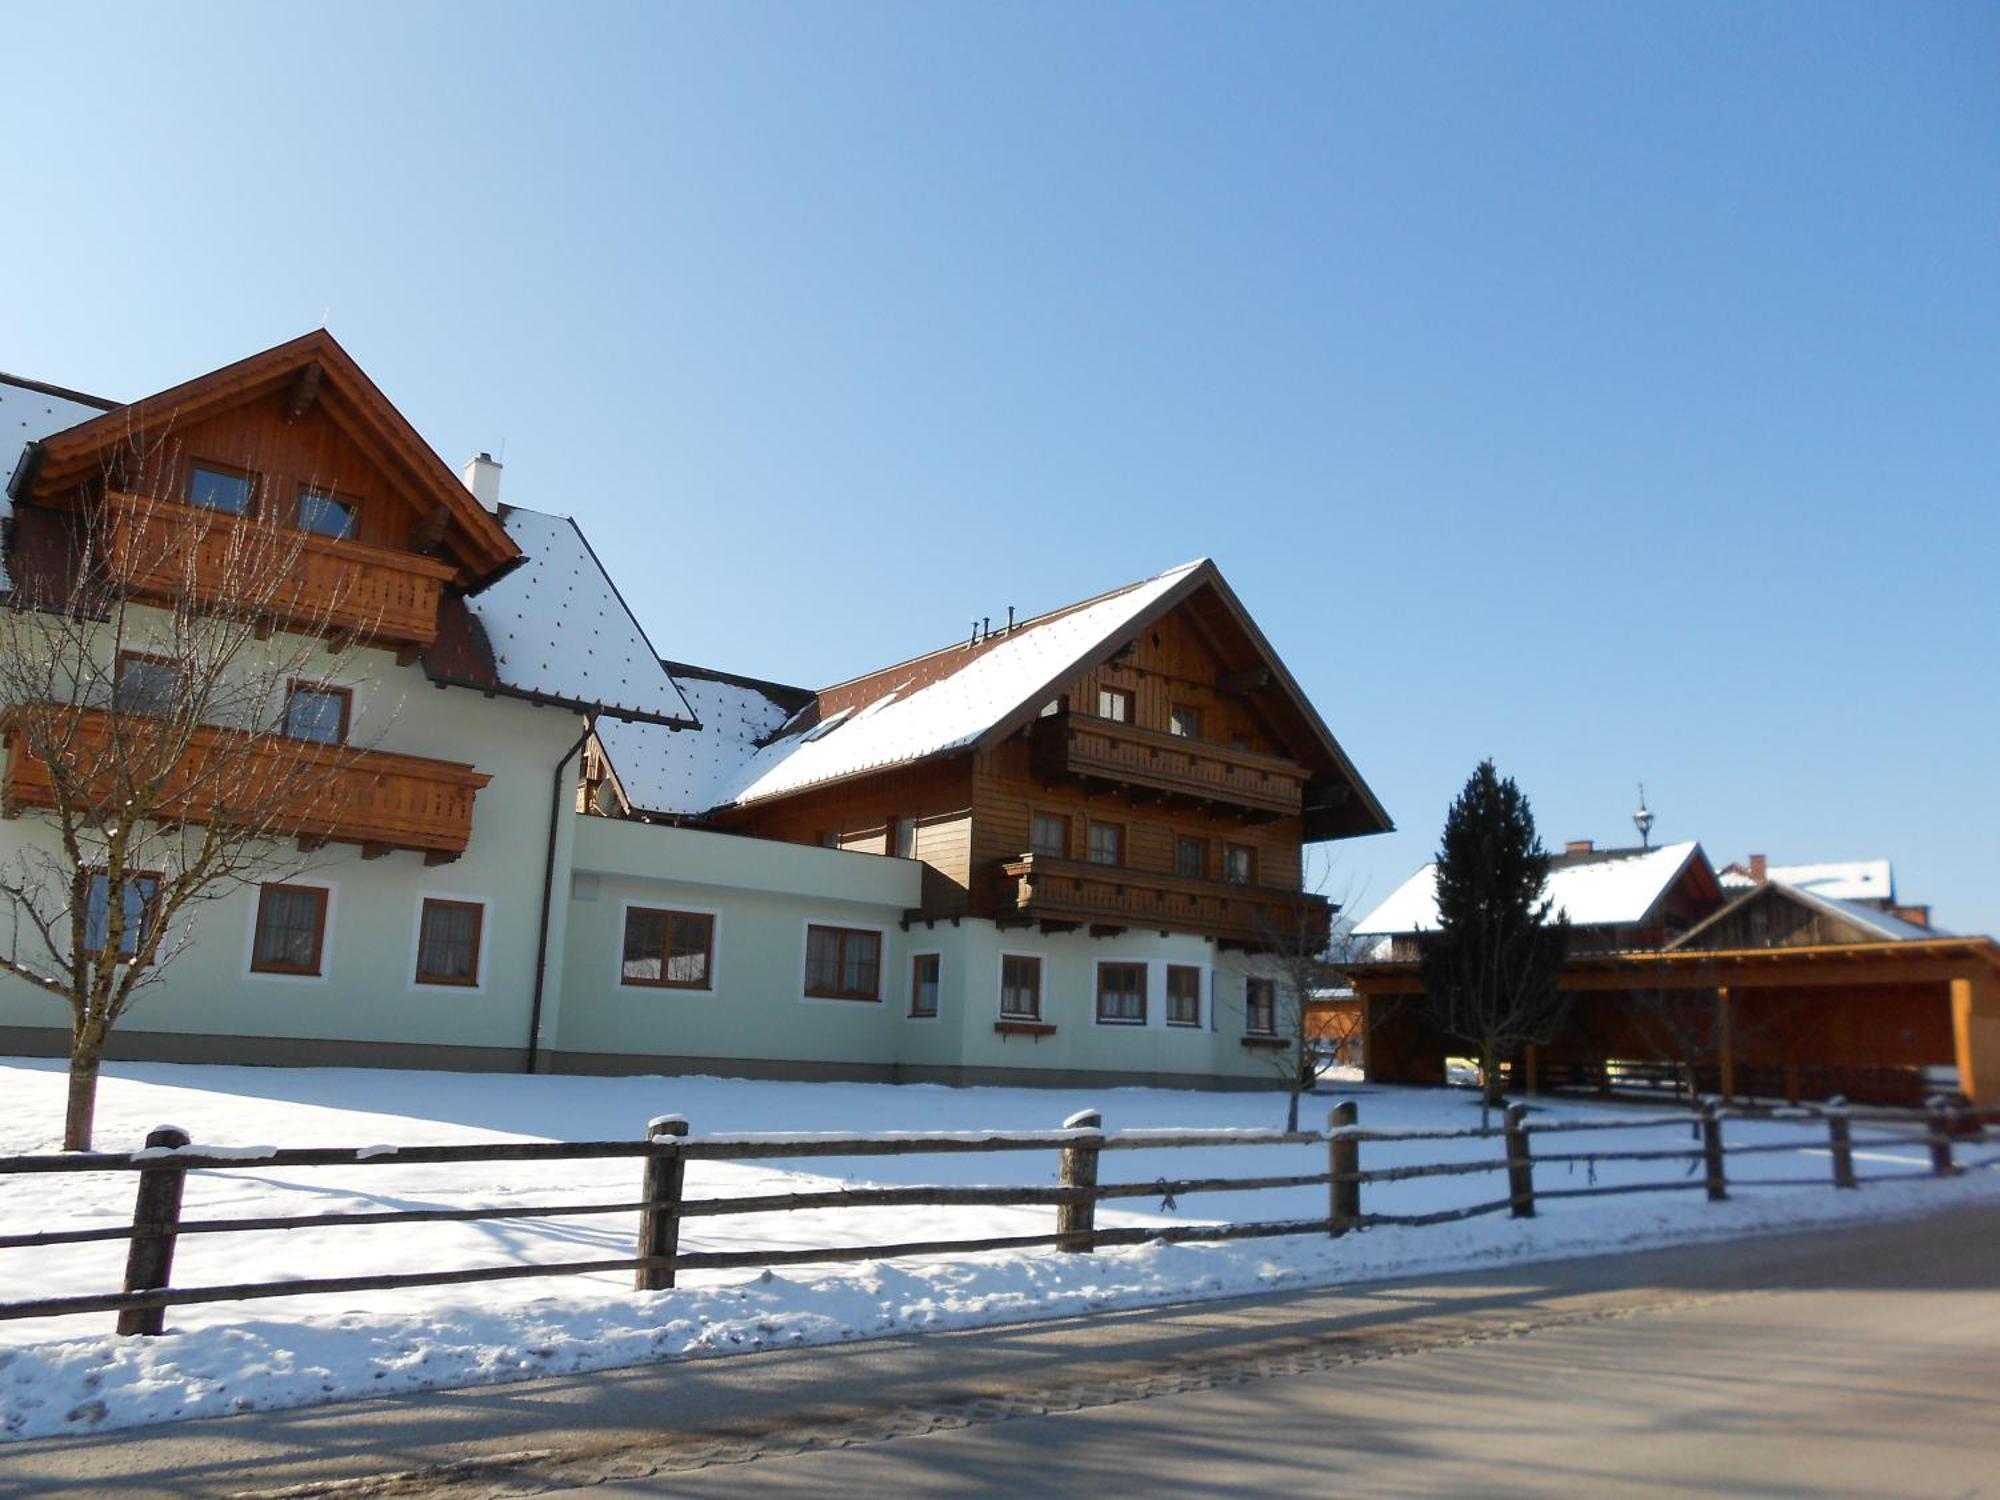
[1419,760,1571,1118]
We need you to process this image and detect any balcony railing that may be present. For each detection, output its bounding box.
[1029,712,1305,819]
[101,491,458,650]
[994,853,1331,948]
[2,706,490,860]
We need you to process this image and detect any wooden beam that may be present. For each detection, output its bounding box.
[284,362,323,421]
[412,503,452,554]
[1217,665,1272,697]
[1088,924,1127,939]
[423,850,460,867]
[359,842,393,861]
[396,646,424,668]
[296,834,329,853]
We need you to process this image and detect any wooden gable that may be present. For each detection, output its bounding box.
[1671,882,1899,953]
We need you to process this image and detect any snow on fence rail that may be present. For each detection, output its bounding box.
[0,1097,1992,1338]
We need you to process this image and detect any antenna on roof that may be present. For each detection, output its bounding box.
[1632,784,1654,849]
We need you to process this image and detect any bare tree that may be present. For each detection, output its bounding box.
[0,427,385,1147]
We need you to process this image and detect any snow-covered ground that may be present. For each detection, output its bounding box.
[2,1057,1996,1443]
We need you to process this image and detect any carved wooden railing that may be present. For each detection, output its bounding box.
[2,705,490,860]
[101,491,457,650]
[1029,712,1305,818]
[995,853,1330,947]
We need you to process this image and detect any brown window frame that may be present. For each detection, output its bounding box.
[1086,820,1125,867]
[1166,964,1203,1027]
[114,650,186,718]
[1175,835,1207,881]
[909,951,941,1018]
[1169,703,1203,740]
[1000,953,1043,1020]
[1223,843,1257,887]
[620,905,717,991]
[1096,686,1134,723]
[1245,977,1278,1036]
[804,923,883,1002]
[250,883,330,977]
[284,679,353,745]
[185,458,260,517]
[414,897,485,988]
[1029,810,1071,861]
[295,483,362,540]
[1096,961,1148,1025]
[84,867,164,963]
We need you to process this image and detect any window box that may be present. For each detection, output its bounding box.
[994,1019,1057,1038]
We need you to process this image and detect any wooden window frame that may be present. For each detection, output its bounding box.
[114,650,186,718]
[1029,809,1071,862]
[1166,964,1203,1028]
[1245,977,1278,1037]
[1086,820,1125,868]
[999,953,1043,1021]
[1095,960,1148,1026]
[413,897,485,989]
[1169,703,1203,740]
[1096,686,1134,723]
[84,867,164,963]
[185,458,260,517]
[620,905,717,992]
[284,679,353,745]
[1223,843,1258,887]
[908,951,942,1019]
[1175,835,1207,881]
[803,923,883,1003]
[249,882,330,977]
[294,483,362,541]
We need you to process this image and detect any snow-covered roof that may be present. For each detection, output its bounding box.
[593,665,806,817]
[455,506,696,726]
[1,374,117,591]
[1800,890,1941,942]
[1353,841,1706,936]
[598,559,1205,816]
[1766,859,1894,904]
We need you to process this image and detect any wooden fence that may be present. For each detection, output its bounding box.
[0,1097,1993,1338]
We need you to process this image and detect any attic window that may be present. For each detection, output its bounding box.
[297,487,359,540]
[187,463,254,516]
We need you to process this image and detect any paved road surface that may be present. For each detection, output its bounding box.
[5,1203,1999,1497]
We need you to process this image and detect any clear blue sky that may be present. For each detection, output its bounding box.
[5,3,1995,930]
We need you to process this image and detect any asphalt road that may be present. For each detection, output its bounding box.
[6,1202,1999,1497]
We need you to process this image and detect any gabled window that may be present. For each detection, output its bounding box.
[909,953,941,1018]
[1096,687,1133,723]
[84,870,162,960]
[1000,955,1042,1020]
[284,682,351,745]
[1245,977,1277,1036]
[251,883,328,976]
[1166,965,1202,1027]
[1169,704,1202,739]
[1087,821,1124,867]
[805,924,881,1001]
[186,462,255,515]
[1175,835,1206,880]
[621,907,714,990]
[1031,811,1070,861]
[114,652,184,718]
[1097,962,1147,1025]
[415,898,484,987]
[297,487,359,540]
[1223,844,1256,886]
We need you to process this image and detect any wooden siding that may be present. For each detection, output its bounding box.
[1028,711,1305,818]
[995,853,1331,947]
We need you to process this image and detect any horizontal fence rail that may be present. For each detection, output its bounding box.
[0,1097,1994,1337]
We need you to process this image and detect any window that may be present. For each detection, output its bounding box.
[1175,835,1206,880]
[85,871,161,960]
[251,884,328,976]
[805,924,881,1001]
[114,652,183,718]
[1170,704,1202,739]
[297,487,359,540]
[1096,687,1133,723]
[1000,954,1042,1019]
[910,953,940,1017]
[1223,844,1256,886]
[1245,978,1277,1036]
[187,462,254,515]
[1167,965,1202,1027]
[284,682,351,744]
[1087,821,1124,867]
[1097,962,1147,1024]
[891,818,917,860]
[1030,811,1070,861]
[415,898,484,987]
[621,906,714,989]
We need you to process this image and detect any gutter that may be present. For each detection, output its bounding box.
[526,711,598,1073]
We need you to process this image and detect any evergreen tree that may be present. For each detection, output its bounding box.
[1419,760,1571,1116]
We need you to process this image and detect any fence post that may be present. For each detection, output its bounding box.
[1329,1101,1359,1236]
[1700,1098,1728,1203]
[1826,1104,1857,1189]
[118,1125,191,1337]
[1058,1108,1102,1252]
[1925,1095,1956,1176]
[636,1114,689,1291]
[1504,1102,1535,1218]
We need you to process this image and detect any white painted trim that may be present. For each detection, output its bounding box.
[406,891,493,995]
[996,950,1045,1023]
[616,899,722,995]
[798,918,891,1006]
[906,948,943,1021]
[241,877,338,987]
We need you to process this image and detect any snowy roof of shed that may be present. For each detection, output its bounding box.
[0,373,117,591]
[1353,840,1707,936]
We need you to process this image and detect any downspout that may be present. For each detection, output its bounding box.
[527,711,598,1074]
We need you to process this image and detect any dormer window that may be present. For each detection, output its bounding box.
[186,462,254,516]
[297,487,359,540]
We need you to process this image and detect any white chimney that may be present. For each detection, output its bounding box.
[461,451,503,510]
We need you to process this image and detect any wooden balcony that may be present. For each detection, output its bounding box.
[1029,712,1305,820]
[101,490,457,651]
[994,853,1331,949]
[3,706,490,860]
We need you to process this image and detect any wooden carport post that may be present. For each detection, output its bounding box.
[1715,985,1735,1103]
[1951,975,2000,1108]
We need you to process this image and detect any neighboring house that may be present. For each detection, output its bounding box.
[1717,854,1934,930]
[0,332,1391,1088]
